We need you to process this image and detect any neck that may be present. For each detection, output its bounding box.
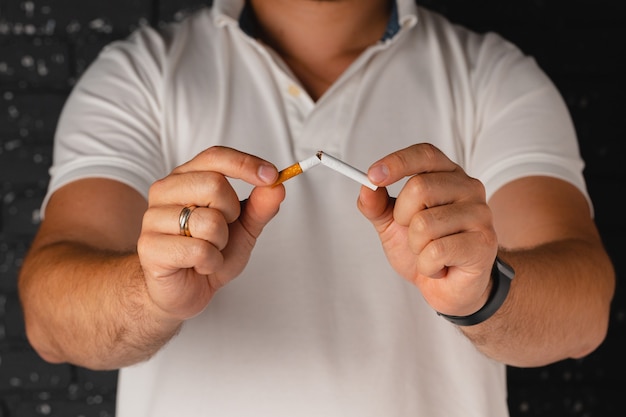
[249,0,391,100]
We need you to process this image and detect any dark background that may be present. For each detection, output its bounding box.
[1,0,624,416]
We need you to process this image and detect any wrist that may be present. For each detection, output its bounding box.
[437,257,515,326]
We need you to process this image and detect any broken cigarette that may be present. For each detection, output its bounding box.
[272,151,378,191]
[316,151,378,191]
[273,154,321,186]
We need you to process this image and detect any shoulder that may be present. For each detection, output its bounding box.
[93,7,217,70]
[412,6,528,69]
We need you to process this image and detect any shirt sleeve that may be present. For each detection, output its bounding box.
[465,32,590,210]
[41,25,170,215]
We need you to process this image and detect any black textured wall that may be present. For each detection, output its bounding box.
[1,1,624,416]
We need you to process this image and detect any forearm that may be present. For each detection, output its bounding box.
[462,238,615,367]
[19,241,182,370]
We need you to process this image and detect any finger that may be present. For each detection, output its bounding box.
[416,232,495,281]
[407,201,496,262]
[393,172,486,226]
[416,231,496,314]
[173,146,278,186]
[138,234,219,320]
[148,171,241,223]
[138,232,225,277]
[142,205,230,250]
[367,143,458,187]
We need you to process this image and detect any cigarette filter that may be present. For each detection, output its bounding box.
[316,151,378,191]
[273,154,321,186]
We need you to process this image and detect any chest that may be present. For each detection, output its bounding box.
[160,33,473,183]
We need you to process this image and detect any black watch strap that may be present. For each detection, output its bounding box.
[437,257,515,326]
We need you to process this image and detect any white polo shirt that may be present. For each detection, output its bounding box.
[46,0,588,416]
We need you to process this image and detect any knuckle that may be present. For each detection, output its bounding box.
[148,177,168,203]
[426,237,447,261]
[405,174,429,197]
[187,172,228,206]
[416,239,446,274]
[468,176,487,199]
[421,143,439,164]
[189,172,217,198]
[188,241,223,273]
[201,145,224,161]
[140,208,157,231]
[389,151,410,171]
[185,240,207,261]
[204,210,226,236]
[238,152,254,169]
[482,225,499,248]
[136,233,155,260]
[410,211,431,235]
[192,210,227,244]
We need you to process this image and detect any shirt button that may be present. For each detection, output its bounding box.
[287,84,301,97]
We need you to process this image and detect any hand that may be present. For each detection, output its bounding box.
[357,143,499,317]
[138,146,285,321]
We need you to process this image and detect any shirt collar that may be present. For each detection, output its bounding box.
[380,0,401,41]
[238,1,261,38]
[212,0,418,41]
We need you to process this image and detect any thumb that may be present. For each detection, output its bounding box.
[233,184,286,244]
[216,185,285,281]
[357,186,395,233]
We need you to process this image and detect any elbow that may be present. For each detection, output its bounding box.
[19,270,66,365]
[30,344,67,366]
[22,314,67,365]
[572,302,614,360]
[570,266,616,360]
[569,313,610,360]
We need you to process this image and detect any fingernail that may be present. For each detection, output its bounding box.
[258,164,277,184]
[368,163,389,184]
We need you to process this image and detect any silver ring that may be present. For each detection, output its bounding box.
[179,205,197,237]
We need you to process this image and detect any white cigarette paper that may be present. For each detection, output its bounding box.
[299,154,322,172]
[316,151,378,191]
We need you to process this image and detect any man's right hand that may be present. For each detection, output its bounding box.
[138,146,285,321]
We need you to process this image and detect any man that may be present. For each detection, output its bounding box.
[18,0,615,416]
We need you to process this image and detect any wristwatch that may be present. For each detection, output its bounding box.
[437,257,515,326]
